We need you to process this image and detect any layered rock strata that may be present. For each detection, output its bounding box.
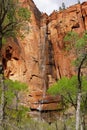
[2,1,87,110]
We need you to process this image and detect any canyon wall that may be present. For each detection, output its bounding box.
[2,1,87,110]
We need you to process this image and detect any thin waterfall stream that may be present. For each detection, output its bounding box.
[38,24,48,111]
[40,25,47,98]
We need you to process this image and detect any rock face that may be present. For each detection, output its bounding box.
[48,2,87,79]
[2,1,87,110]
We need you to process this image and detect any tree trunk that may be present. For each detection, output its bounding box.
[0,37,2,51]
[76,54,87,130]
[0,37,5,125]
[15,92,19,111]
[80,113,86,130]
[0,75,5,124]
[76,92,81,130]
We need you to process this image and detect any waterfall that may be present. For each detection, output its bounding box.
[37,25,47,111]
[40,25,47,98]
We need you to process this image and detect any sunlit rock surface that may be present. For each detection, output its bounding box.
[2,1,87,110]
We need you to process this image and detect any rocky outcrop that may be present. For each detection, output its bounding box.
[29,91,61,111]
[3,0,42,89]
[47,2,87,79]
[2,1,87,111]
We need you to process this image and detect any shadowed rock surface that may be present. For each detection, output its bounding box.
[2,0,87,110]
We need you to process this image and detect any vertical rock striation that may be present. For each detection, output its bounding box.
[2,1,87,110]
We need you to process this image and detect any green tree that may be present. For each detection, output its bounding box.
[59,2,66,11]
[0,0,30,124]
[0,78,28,129]
[64,31,87,130]
[48,31,87,130]
[62,2,66,10]
[59,6,62,11]
[78,0,80,4]
[0,0,30,51]
[48,76,87,129]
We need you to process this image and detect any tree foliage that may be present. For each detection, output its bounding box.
[48,31,87,101]
[3,79,27,104]
[64,31,87,67]
[78,0,80,4]
[59,2,66,11]
[48,76,87,107]
[0,0,31,48]
[0,78,28,128]
[0,0,30,127]
[62,2,66,10]
[48,31,87,130]
[0,78,27,108]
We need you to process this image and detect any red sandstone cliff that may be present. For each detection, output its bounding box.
[2,1,87,110]
[47,2,87,79]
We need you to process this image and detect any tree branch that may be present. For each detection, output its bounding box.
[0,2,3,18]
[77,54,87,91]
[62,94,76,109]
[3,28,14,35]
[2,22,17,32]
[67,92,77,109]
[0,0,9,25]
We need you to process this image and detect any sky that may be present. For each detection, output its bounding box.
[33,0,86,15]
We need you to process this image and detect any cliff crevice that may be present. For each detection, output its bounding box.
[2,1,87,110]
